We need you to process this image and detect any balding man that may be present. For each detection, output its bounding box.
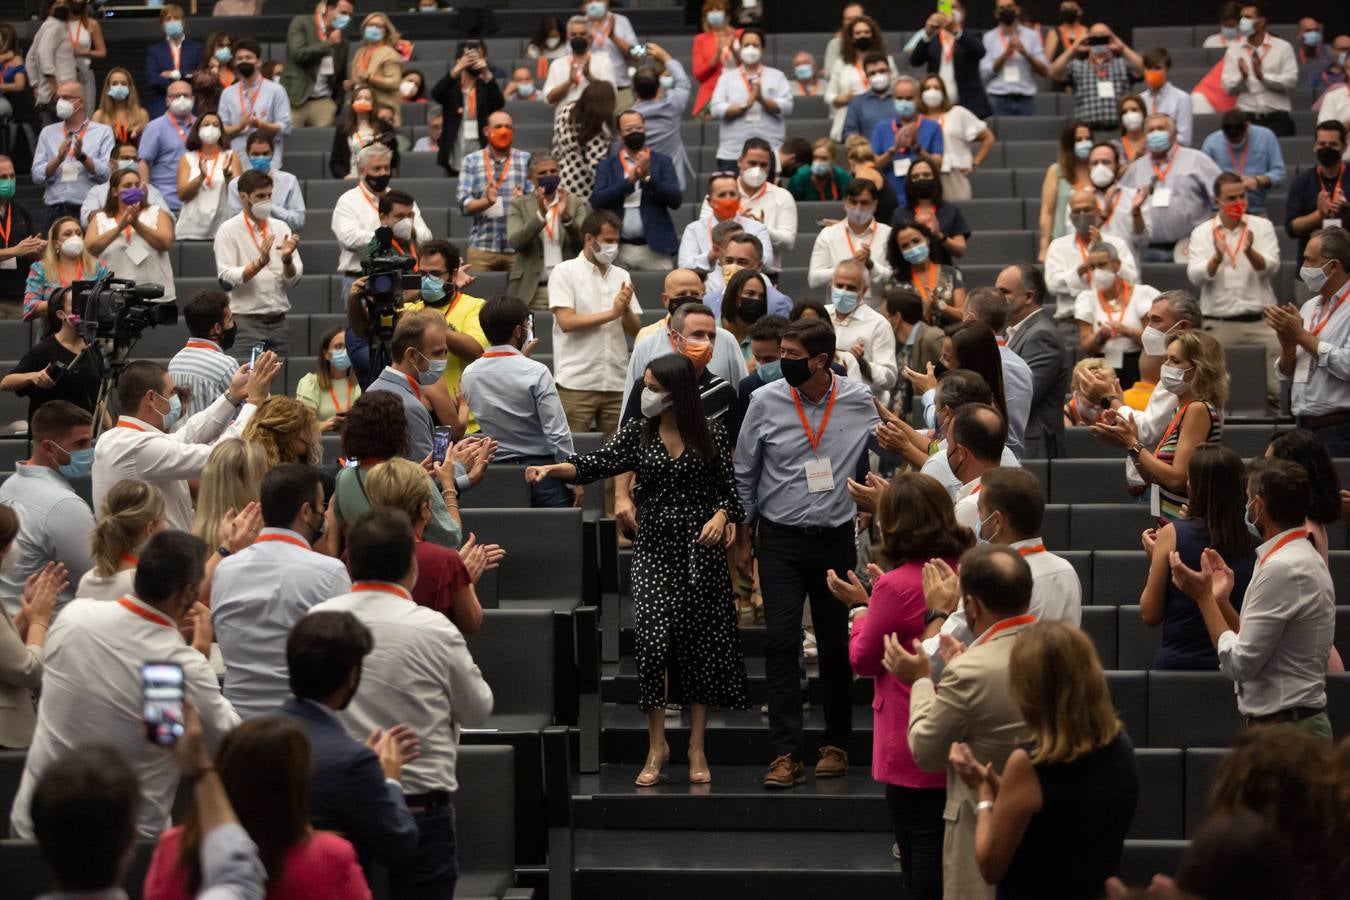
[963,287,1033,459]
[332,144,433,297]
[31,80,114,226]
[137,80,196,212]
[1000,264,1068,458]
[457,110,532,273]
[1049,22,1144,132]
[827,259,898,400]
[635,267,705,344]
[507,151,587,310]
[1119,113,1224,261]
[1044,188,1140,334]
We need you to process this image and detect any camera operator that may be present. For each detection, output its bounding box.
[331,144,432,301]
[213,168,303,362]
[0,285,102,423]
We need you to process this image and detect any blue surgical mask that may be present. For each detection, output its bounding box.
[333,13,351,29]
[421,273,447,304]
[1146,129,1172,153]
[1237,16,1255,36]
[108,84,130,101]
[416,350,446,385]
[116,159,138,171]
[1303,30,1323,47]
[975,512,997,544]
[54,442,94,479]
[248,155,272,173]
[757,359,782,382]
[831,286,860,314]
[810,160,831,177]
[659,74,675,90]
[894,99,916,119]
[364,25,385,43]
[155,391,182,430]
[214,47,232,63]
[586,0,606,18]
[706,9,725,27]
[902,243,930,265]
[164,20,185,38]
[794,64,814,81]
[1073,139,1093,160]
[1220,25,1237,40]
[330,348,351,372]
[1244,500,1261,538]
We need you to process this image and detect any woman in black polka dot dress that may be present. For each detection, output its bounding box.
[526,355,750,787]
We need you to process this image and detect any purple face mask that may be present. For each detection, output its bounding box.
[119,186,146,205]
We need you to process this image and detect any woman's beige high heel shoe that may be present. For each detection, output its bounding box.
[688,750,711,784]
[635,746,670,787]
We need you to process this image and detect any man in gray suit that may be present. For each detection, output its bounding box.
[999,262,1068,459]
[506,151,587,310]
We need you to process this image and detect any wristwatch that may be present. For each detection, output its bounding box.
[924,609,950,627]
[1127,443,1143,464]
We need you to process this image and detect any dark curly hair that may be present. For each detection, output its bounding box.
[340,391,409,461]
[876,472,973,566]
[1268,429,1343,525]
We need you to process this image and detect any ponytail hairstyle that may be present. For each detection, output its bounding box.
[90,480,166,577]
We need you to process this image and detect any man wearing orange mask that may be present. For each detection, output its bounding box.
[618,301,743,429]
[676,172,775,276]
[1138,48,1194,147]
[455,109,531,272]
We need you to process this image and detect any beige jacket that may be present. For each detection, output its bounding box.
[0,605,43,748]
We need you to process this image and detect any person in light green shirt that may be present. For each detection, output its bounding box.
[295,325,363,432]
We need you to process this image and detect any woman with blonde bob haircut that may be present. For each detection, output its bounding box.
[193,439,269,551]
[241,396,321,468]
[363,457,495,634]
[76,479,166,604]
[951,621,1138,899]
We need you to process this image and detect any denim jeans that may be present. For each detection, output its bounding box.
[1312,421,1350,457]
[500,454,573,508]
[391,802,457,900]
[989,94,1035,116]
[886,784,946,900]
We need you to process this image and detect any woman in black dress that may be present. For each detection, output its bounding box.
[526,355,749,787]
[0,285,103,424]
[951,621,1138,900]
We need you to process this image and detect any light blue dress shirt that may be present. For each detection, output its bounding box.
[704,282,793,321]
[919,438,1022,500]
[1140,83,1194,146]
[734,375,880,527]
[621,326,749,410]
[30,119,114,207]
[460,344,575,461]
[979,25,1046,98]
[0,464,95,617]
[137,111,195,210]
[920,344,1032,458]
[1281,284,1350,417]
[631,58,694,189]
[217,78,293,165]
[1199,123,1286,212]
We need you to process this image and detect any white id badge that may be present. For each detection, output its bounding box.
[744,103,763,123]
[1294,351,1312,384]
[484,197,505,219]
[1219,264,1247,290]
[1324,218,1343,230]
[1151,187,1172,208]
[1149,483,1161,517]
[462,115,478,139]
[60,157,80,183]
[1003,64,1021,83]
[1096,80,1116,99]
[0,258,15,270]
[124,238,150,266]
[1104,342,1124,370]
[892,157,911,178]
[805,457,835,493]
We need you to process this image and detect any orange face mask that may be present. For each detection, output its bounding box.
[352,99,374,114]
[488,126,514,150]
[680,337,714,369]
[1144,69,1167,91]
[711,196,740,221]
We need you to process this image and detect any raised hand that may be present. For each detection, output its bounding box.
[921,558,960,613]
[824,568,870,607]
[882,633,931,684]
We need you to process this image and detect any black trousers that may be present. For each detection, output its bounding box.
[886,784,946,900]
[756,520,854,760]
[1250,110,1295,136]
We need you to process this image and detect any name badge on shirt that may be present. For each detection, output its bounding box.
[462,116,477,139]
[0,257,15,270]
[892,157,911,178]
[484,197,505,219]
[1151,186,1172,208]
[1003,64,1021,83]
[1218,263,1248,290]
[1294,350,1312,384]
[1104,342,1124,370]
[1324,218,1343,230]
[60,157,81,183]
[805,457,835,493]
[124,237,150,266]
[745,102,763,123]
[1096,80,1116,99]
[1149,483,1161,517]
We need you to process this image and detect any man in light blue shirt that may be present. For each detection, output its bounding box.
[734,318,879,787]
[30,80,114,226]
[868,76,944,203]
[226,132,306,232]
[0,400,96,617]
[631,49,694,190]
[1200,111,1285,214]
[962,288,1034,459]
[842,52,897,141]
[137,80,197,211]
[218,39,293,165]
[366,313,450,463]
[979,0,1048,117]
[461,296,578,508]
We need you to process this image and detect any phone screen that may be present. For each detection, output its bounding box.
[142,661,185,747]
[249,342,265,367]
[432,426,452,464]
[526,313,535,344]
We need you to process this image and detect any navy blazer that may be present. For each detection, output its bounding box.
[909,30,990,119]
[145,40,203,118]
[278,697,419,869]
[589,150,683,256]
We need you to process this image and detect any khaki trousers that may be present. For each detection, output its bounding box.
[292,96,336,128]
[616,242,674,272]
[466,247,515,273]
[528,283,550,312]
[558,386,622,513]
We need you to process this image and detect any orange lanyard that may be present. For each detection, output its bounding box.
[1226,139,1249,175]
[974,612,1036,646]
[57,259,84,286]
[169,39,182,72]
[844,222,876,256]
[1318,163,1346,206]
[63,121,88,155]
[185,340,222,352]
[464,82,476,119]
[314,8,327,40]
[911,261,938,301]
[198,150,225,188]
[242,212,269,254]
[120,553,138,566]
[940,31,955,61]
[541,200,561,241]
[1153,400,1194,454]
[795,79,819,96]
[1244,40,1271,63]
[235,81,263,123]
[352,581,412,599]
[482,148,510,190]
[814,176,839,202]
[358,184,381,214]
[590,17,611,48]
[116,417,145,431]
[618,149,646,179]
[355,46,375,75]
[169,114,192,145]
[118,596,172,627]
[1015,544,1045,556]
[790,376,837,454]
[0,204,10,246]
[480,350,516,358]
[1096,281,1132,327]
[1258,529,1309,567]
[1059,24,1084,46]
[1309,281,1350,337]
[390,239,418,268]
[738,65,758,99]
[1074,235,1091,266]
[328,379,353,414]
[67,21,83,51]
[1099,189,1123,225]
[255,533,311,550]
[1213,217,1248,268]
[404,373,422,400]
[742,181,768,205]
[1151,148,1176,185]
[1121,136,1138,163]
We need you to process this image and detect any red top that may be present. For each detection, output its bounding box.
[411,540,471,621]
[144,828,370,900]
[691,28,744,114]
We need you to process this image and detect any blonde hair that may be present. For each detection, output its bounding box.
[41,216,98,280]
[361,12,401,45]
[363,457,433,527]
[811,136,837,159]
[97,67,144,112]
[241,397,320,467]
[1070,356,1115,393]
[91,480,165,577]
[1169,330,1229,411]
[1009,621,1121,765]
[844,134,876,165]
[192,439,268,548]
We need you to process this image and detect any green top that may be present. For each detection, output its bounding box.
[333,463,462,549]
[787,165,853,202]
[295,372,363,421]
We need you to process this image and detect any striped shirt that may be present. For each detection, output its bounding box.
[1155,400,1221,522]
[168,339,239,418]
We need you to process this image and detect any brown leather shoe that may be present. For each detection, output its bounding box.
[763,754,806,789]
[815,745,849,779]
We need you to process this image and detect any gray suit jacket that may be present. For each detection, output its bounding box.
[505,192,587,303]
[1008,309,1068,456]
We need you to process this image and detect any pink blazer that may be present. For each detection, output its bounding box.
[144,826,371,900]
[849,560,950,789]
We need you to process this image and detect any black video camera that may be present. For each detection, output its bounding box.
[359,226,420,344]
[71,275,175,346]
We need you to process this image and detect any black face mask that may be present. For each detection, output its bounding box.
[50,5,70,19]
[781,159,801,178]
[997,8,1017,24]
[852,35,873,51]
[667,293,701,316]
[738,298,767,323]
[911,179,938,200]
[1059,7,1078,23]
[235,61,257,79]
[1317,146,1344,167]
[570,36,589,54]
[1223,127,1246,144]
[623,131,646,153]
[217,323,237,351]
[365,173,391,193]
[780,356,814,387]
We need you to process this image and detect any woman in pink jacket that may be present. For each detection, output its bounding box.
[830,472,972,900]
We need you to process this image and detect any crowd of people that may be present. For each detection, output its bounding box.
[0,0,1348,898]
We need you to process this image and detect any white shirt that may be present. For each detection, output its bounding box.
[1044,231,1139,318]
[1318,86,1350,131]
[709,64,794,159]
[0,464,95,617]
[92,397,257,532]
[1185,214,1280,317]
[1073,282,1161,369]
[920,439,1020,500]
[75,567,134,604]
[698,180,799,255]
[677,213,776,273]
[808,220,894,291]
[1078,185,1150,252]
[1218,527,1334,717]
[586,11,638,88]
[1279,284,1350,417]
[933,105,986,172]
[330,184,434,273]
[543,52,615,108]
[539,197,566,275]
[310,583,493,794]
[999,343,1034,460]
[1124,382,1180,490]
[90,207,176,303]
[210,528,352,719]
[953,474,984,531]
[9,595,240,839]
[827,303,898,396]
[547,254,642,392]
[213,213,304,316]
[1221,35,1298,115]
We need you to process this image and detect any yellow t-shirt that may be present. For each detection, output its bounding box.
[1122,380,1155,412]
[401,292,489,431]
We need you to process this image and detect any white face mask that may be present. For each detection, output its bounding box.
[868,72,891,93]
[1089,162,1115,188]
[1300,261,1331,293]
[639,387,668,418]
[740,45,762,65]
[1158,363,1192,395]
[399,79,418,98]
[391,218,414,241]
[920,88,944,108]
[1074,393,1101,423]
[1140,325,1171,356]
[55,99,76,120]
[169,95,194,116]
[592,240,619,265]
[60,235,84,258]
[198,124,221,144]
[250,199,273,220]
[741,165,767,189]
[1090,268,1117,291]
[1121,111,1144,131]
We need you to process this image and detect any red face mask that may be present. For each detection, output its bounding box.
[488,126,514,151]
[1221,198,1247,220]
[711,196,740,221]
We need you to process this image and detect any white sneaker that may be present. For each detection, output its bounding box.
[759,700,811,715]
